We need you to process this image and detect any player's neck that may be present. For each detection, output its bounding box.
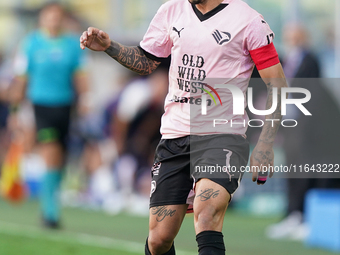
[41,27,62,38]
[195,0,224,14]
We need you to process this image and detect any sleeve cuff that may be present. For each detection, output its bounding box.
[138,46,170,62]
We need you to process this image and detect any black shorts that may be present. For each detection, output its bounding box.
[33,104,71,148]
[0,103,9,129]
[150,134,249,208]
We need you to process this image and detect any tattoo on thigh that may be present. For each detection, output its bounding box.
[151,206,176,222]
[196,189,220,201]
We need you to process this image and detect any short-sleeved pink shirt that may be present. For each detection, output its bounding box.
[140,0,279,139]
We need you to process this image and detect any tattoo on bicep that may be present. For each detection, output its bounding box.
[261,82,282,142]
[195,189,220,201]
[265,82,274,111]
[269,82,282,120]
[105,41,160,75]
[151,206,176,222]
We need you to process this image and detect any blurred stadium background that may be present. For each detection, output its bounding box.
[0,0,339,255]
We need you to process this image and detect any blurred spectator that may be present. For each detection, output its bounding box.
[320,28,338,78]
[281,24,320,79]
[9,2,89,228]
[266,24,340,240]
[0,53,11,167]
[114,64,168,193]
[82,61,169,215]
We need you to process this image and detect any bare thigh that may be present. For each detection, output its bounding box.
[194,178,230,234]
[148,204,188,255]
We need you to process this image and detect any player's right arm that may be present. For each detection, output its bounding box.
[7,76,26,132]
[80,27,160,75]
[11,38,29,106]
[8,43,29,129]
[9,76,26,105]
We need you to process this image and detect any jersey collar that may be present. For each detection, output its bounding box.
[191,3,229,22]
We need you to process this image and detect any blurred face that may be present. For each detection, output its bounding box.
[188,0,206,4]
[283,25,307,48]
[39,5,64,33]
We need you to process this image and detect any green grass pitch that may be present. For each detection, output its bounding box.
[0,199,336,255]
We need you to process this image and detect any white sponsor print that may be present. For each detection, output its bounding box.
[150,180,157,197]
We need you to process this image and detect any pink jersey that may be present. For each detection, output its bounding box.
[140,0,279,139]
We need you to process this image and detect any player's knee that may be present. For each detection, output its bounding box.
[195,206,222,230]
[148,231,174,253]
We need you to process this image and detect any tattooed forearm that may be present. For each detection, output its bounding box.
[104,41,160,75]
[252,149,274,165]
[259,82,283,144]
[196,189,220,201]
[151,206,176,222]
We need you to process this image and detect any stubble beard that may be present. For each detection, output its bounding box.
[188,0,206,4]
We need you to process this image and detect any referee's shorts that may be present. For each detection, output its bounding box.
[33,104,71,149]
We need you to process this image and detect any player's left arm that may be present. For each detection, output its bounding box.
[250,63,288,184]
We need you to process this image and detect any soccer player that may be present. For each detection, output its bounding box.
[80,0,287,254]
[11,3,88,228]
